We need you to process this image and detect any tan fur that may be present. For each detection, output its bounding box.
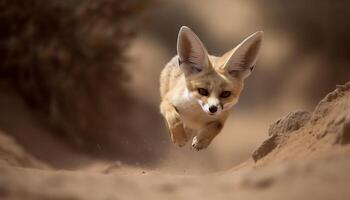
[160,27,263,150]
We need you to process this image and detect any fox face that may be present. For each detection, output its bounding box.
[177,26,263,116]
[185,70,242,116]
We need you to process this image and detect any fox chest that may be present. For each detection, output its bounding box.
[172,96,216,129]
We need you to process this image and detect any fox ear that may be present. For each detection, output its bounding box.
[224,31,263,79]
[177,26,209,75]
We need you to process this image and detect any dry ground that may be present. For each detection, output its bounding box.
[0,82,350,200]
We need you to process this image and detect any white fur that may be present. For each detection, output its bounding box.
[172,88,221,129]
[202,97,222,116]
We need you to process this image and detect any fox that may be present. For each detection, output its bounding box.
[160,26,263,151]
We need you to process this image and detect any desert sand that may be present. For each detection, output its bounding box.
[0,82,349,199]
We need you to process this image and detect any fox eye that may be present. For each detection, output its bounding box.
[197,88,209,96]
[220,91,231,98]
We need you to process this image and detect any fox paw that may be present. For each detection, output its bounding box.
[191,136,210,151]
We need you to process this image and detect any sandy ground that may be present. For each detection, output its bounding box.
[0,82,349,199]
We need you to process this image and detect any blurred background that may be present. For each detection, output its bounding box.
[0,0,349,173]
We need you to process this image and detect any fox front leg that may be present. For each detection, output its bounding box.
[192,121,224,151]
[160,100,189,147]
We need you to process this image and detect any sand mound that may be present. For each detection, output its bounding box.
[252,81,350,164]
[0,81,350,200]
[0,131,47,169]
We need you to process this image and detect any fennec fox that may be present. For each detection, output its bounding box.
[160,26,263,151]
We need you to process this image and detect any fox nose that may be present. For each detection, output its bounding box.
[209,105,217,113]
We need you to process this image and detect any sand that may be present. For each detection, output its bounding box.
[0,82,350,200]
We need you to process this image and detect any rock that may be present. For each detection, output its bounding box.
[336,82,350,92]
[311,81,350,124]
[335,115,350,145]
[268,110,311,136]
[252,134,279,162]
[252,110,311,162]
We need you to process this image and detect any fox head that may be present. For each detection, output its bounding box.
[177,26,263,116]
